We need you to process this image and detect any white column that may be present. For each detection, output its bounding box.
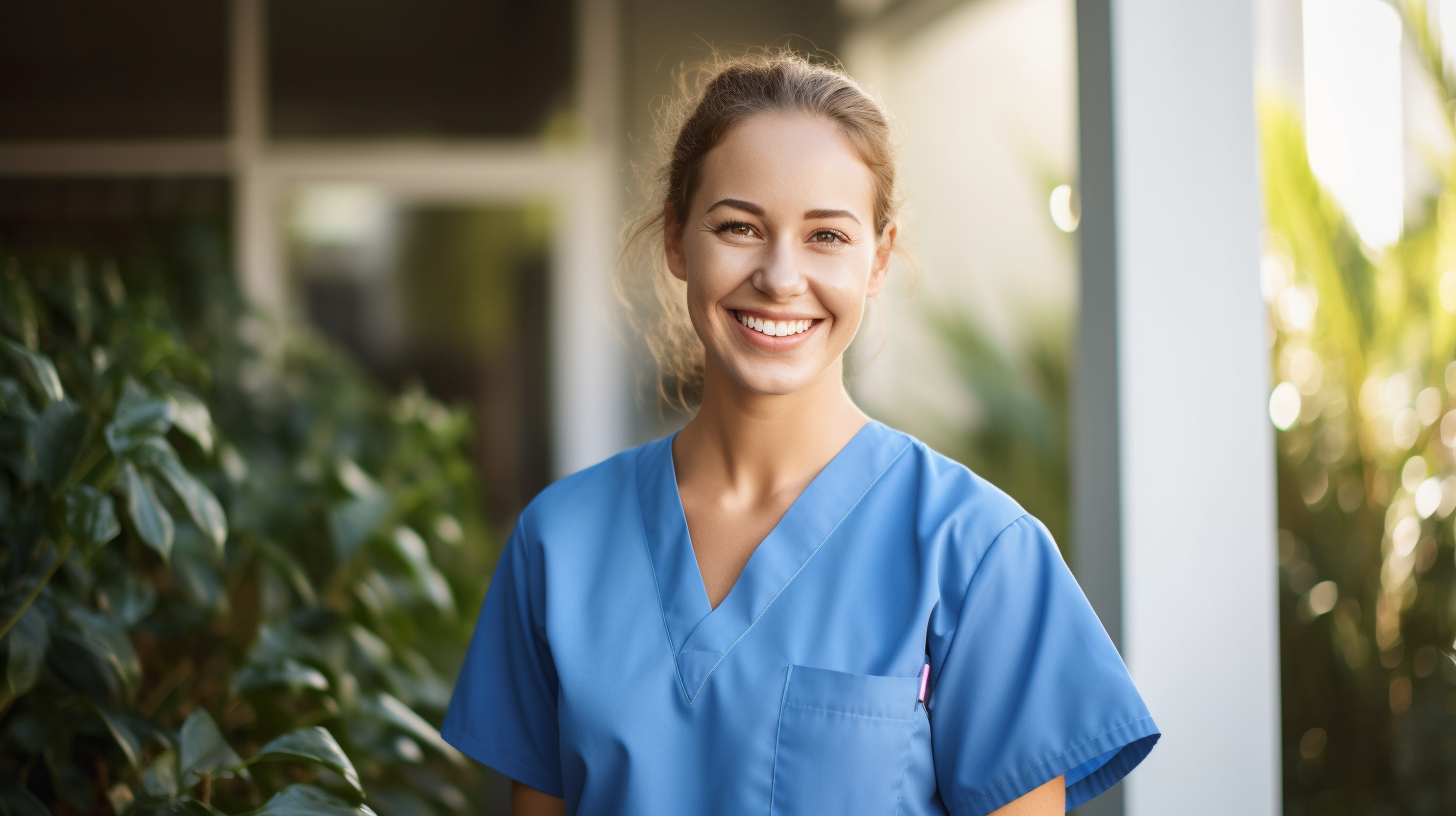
[1074,2,1280,814]
[552,0,629,476]
[231,0,284,317]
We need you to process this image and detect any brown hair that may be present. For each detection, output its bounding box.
[616,48,902,412]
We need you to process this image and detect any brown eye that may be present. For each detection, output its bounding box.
[811,230,845,244]
[715,221,758,238]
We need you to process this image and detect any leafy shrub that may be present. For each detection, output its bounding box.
[927,313,1069,556]
[0,233,497,814]
[1262,5,1456,810]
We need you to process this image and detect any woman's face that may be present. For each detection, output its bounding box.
[666,112,895,397]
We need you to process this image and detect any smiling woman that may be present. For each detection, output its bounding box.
[441,50,1158,816]
[618,50,901,411]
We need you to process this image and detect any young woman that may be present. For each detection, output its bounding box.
[441,52,1158,816]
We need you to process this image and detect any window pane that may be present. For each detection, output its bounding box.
[0,1,228,140]
[285,188,554,521]
[269,0,576,139]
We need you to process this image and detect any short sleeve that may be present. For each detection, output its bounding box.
[440,516,563,797]
[928,515,1159,815]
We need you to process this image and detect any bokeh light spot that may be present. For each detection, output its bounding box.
[1271,382,1302,430]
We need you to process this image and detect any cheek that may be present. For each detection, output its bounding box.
[683,240,751,301]
[814,257,874,324]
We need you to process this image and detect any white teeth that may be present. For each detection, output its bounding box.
[736,312,814,337]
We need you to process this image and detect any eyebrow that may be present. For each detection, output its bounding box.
[704,198,765,216]
[704,198,862,225]
[803,208,860,224]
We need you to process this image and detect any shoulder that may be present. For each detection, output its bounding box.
[881,426,1028,538]
[870,423,1044,576]
[514,436,660,547]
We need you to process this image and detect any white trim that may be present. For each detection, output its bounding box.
[257,144,594,192]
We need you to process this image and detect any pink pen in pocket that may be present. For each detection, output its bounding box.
[917,661,930,705]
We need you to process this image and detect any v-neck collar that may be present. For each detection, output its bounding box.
[635,420,912,703]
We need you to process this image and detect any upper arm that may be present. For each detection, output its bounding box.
[928,515,1158,815]
[511,780,566,816]
[440,517,565,797]
[988,775,1064,816]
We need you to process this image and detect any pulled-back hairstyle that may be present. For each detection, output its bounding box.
[617,48,902,411]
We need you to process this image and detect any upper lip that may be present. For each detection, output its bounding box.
[731,309,823,321]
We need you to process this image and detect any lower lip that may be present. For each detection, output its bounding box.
[733,312,820,351]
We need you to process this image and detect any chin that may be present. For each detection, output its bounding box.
[729,367,820,396]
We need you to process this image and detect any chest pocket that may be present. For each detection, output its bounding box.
[770,664,923,816]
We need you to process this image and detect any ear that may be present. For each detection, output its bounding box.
[664,205,688,282]
[866,220,897,298]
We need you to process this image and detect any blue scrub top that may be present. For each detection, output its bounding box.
[441,421,1158,815]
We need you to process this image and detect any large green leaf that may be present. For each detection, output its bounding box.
[328,494,390,563]
[245,727,362,797]
[105,379,173,455]
[0,337,63,406]
[4,606,48,697]
[64,484,121,553]
[391,526,455,617]
[0,377,35,422]
[36,399,89,492]
[255,539,317,605]
[118,462,174,560]
[95,704,143,769]
[167,388,214,455]
[50,607,141,706]
[234,658,330,696]
[179,708,246,781]
[137,438,227,549]
[140,749,180,797]
[0,416,38,486]
[363,692,465,767]
[335,459,381,498]
[169,525,228,616]
[241,785,376,816]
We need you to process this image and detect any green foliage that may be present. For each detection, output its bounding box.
[1263,3,1456,809]
[0,235,496,813]
[924,313,1071,555]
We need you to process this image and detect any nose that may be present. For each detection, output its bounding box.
[752,237,809,301]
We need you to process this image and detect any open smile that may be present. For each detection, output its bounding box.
[733,311,818,337]
[730,309,822,351]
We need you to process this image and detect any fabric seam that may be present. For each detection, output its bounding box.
[931,511,1033,688]
[781,701,917,723]
[767,665,794,816]
[890,706,921,816]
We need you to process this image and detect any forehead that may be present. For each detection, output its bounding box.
[693,113,875,216]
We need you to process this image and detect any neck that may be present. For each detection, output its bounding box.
[673,355,870,497]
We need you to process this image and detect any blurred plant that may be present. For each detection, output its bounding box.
[1261,2,1456,809]
[0,228,496,814]
[925,313,1070,555]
